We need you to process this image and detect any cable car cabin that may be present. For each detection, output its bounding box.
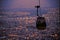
[36,16,46,30]
[35,0,46,30]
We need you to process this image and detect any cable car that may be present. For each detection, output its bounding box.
[36,16,46,30]
[35,0,46,30]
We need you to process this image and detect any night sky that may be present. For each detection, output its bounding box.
[1,0,59,9]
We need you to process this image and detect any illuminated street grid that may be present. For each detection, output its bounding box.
[0,8,59,40]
